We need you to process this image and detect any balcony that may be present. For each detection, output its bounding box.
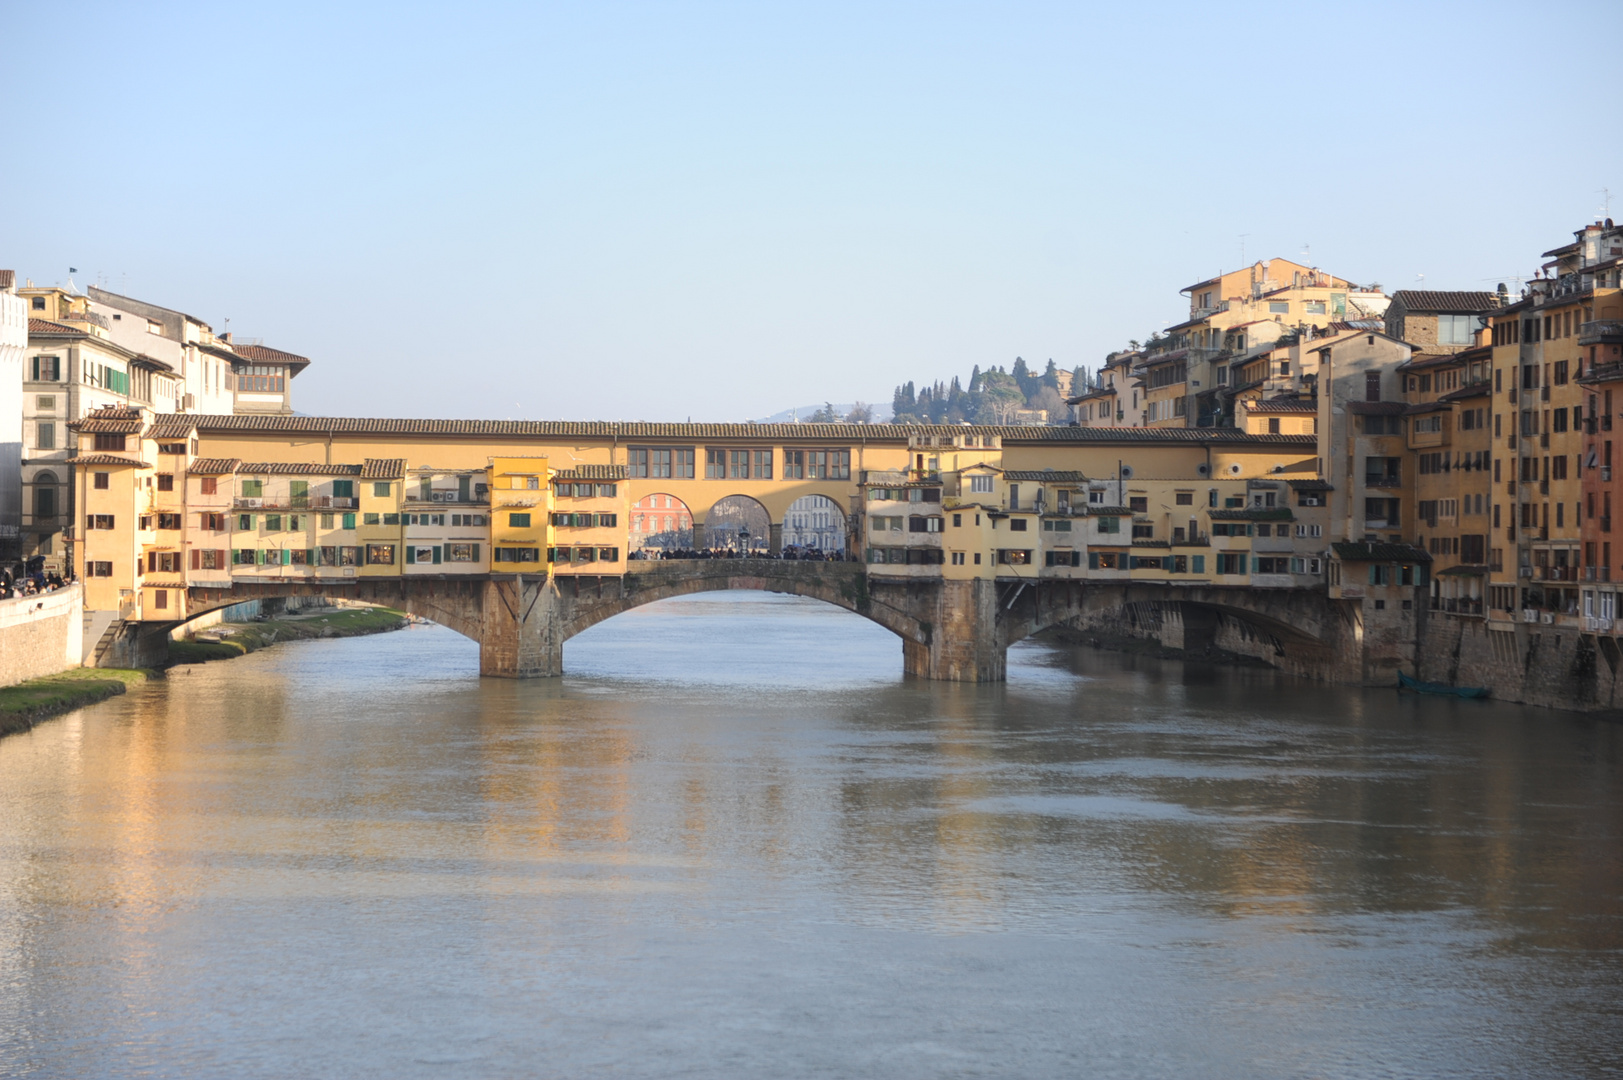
[1579,320,1623,346]
[59,310,110,330]
[1363,475,1403,490]
[1541,385,1551,402]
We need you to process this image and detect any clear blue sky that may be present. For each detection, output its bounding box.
[5,1,1620,421]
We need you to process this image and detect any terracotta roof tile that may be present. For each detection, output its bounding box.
[188,458,242,476]
[28,317,78,335]
[553,464,629,480]
[361,458,405,479]
[1003,470,1089,482]
[230,343,311,371]
[1244,399,1316,413]
[238,462,364,476]
[66,453,151,467]
[1389,290,1498,313]
[167,413,1318,447]
[1332,542,1431,563]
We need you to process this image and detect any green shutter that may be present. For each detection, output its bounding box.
[432,546,442,564]
[1192,555,1205,574]
[1088,552,1099,569]
[471,544,480,562]
[1251,556,1259,573]
[405,546,416,564]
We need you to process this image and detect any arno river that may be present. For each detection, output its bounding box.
[1,593,1620,1078]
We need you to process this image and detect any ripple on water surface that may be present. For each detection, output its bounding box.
[0,591,1619,1079]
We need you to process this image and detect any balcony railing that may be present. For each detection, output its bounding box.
[1603,466,1613,482]
[1364,476,1403,489]
[60,310,110,330]
[1579,320,1623,346]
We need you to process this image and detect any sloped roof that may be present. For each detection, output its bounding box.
[554,464,629,480]
[28,318,79,335]
[230,342,312,373]
[362,458,405,479]
[1437,384,1491,402]
[1209,508,1294,521]
[1245,398,1316,413]
[70,406,146,434]
[238,461,363,476]
[1004,470,1089,482]
[1288,479,1334,492]
[66,453,150,467]
[1389,290,1497,313]
[188,458,242,476]
[1331,542,1431,563]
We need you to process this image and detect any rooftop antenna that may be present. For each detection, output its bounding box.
[1238,234,1248,266]
[1600,187,1613,219]
[1415,273,1425,288]
[1300,241,1311,264]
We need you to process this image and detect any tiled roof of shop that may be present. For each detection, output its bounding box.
[1404,401,1450,414]
[1209,508,1294,521]
[66,453,151,467]
[1084,506,1132,516]
[152,414,1318,446]
[1389,290,1498,313]
[143,579,187,589]
[1331,542,1431,563]
[145,416,197,438]
[238,461,364,475]
[28,318,78,335]
[1244,398,1316,412]
[1287,479,1334,492]
[553,464,629,480]
[70,407,147,433]
[1003,470,1090,482]
[362,458,405,479]
[188,458,242,475]
[1402,352,1462,370]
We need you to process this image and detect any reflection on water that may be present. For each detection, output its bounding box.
[1,591,1620,1078]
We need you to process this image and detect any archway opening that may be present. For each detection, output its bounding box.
[564,590,902,686]
[782,494,846,555]
[630,493,693,552]
[705,495,770,553]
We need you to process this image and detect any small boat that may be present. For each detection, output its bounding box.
[1398,671,1490,699]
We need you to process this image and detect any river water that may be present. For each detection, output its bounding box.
[1,593,1620,1079]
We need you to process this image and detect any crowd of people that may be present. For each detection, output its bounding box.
[1,559,70,601]
[630,546,853,562]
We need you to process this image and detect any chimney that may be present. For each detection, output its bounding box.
[220,332,232,343]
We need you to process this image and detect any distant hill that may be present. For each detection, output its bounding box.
[749,403,894,424]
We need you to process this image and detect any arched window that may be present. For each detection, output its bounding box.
[33,471,58,519]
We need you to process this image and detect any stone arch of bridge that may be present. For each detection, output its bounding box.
[702,494,772,551]
[179,578,490,645]
[996,580,1346,670]
[549,564,929,654]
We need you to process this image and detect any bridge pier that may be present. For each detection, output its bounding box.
[896,578,1007,682]
[479,576,563,678]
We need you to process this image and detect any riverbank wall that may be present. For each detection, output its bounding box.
[0,585,83,688]
[1416,613,1623,714]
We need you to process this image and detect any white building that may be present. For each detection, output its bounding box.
[0,271,25,560]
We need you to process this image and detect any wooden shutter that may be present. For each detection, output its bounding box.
[216,549,226,568]
[432,546,442,564]
[471,544,480,563]
[190,549,200,570]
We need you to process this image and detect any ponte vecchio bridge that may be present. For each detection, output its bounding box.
[69,412,1402,683]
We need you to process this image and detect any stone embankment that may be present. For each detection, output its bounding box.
[0,668,152,738]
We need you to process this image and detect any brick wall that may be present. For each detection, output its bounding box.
[0,584,83,687]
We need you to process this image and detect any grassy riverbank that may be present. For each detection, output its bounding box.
[167,606,410,664]
[0,668,153,738]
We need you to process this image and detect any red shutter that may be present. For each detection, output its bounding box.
[191,549,200,570]
[216,549,226,569]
